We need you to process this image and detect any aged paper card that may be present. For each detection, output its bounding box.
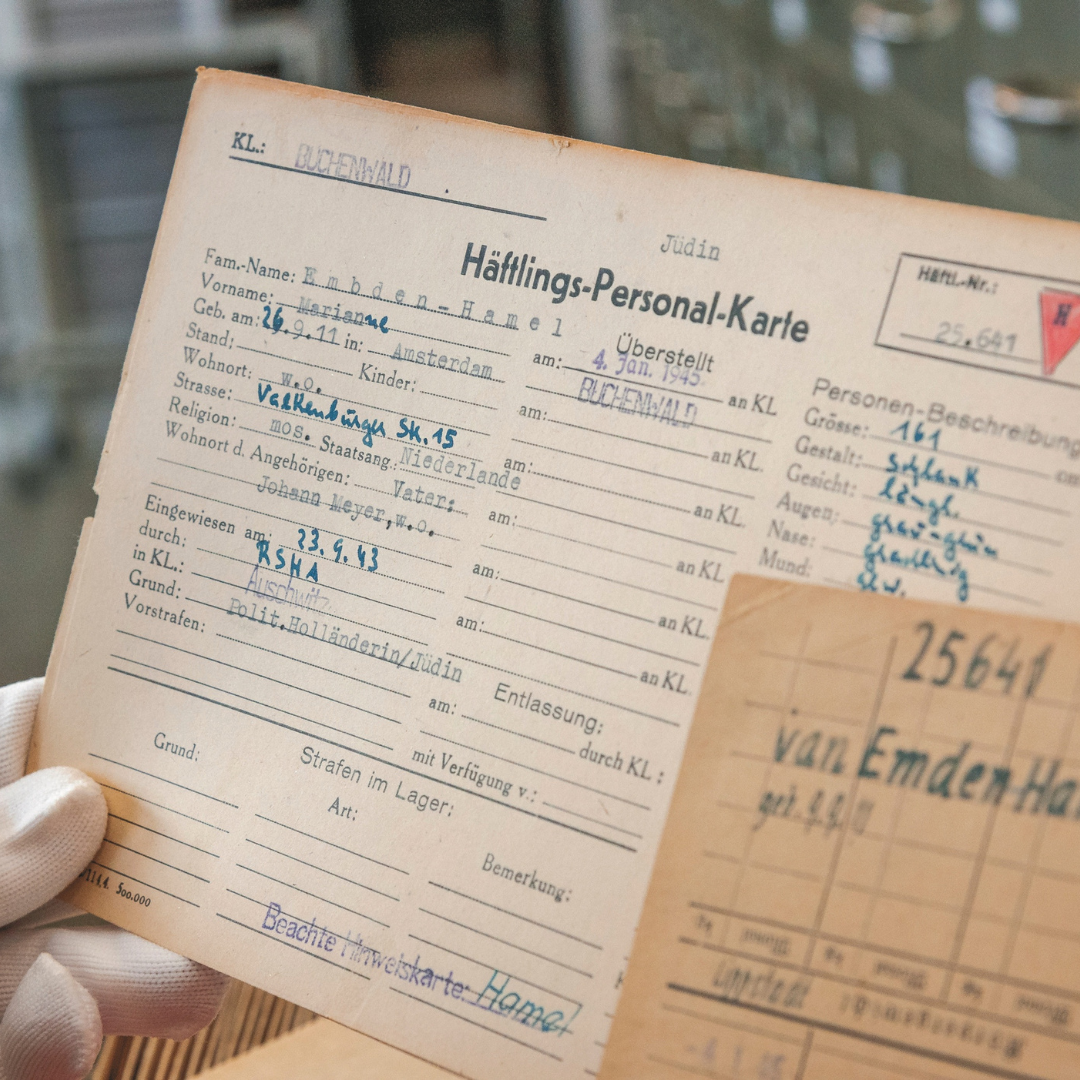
[602,574,1080,1080]
[29,67,1080,1080]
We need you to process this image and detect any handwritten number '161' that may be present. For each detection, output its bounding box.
[263,305,284,332]
[902,620,1050,698]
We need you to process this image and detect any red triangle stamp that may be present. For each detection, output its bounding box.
[1040,289,1080,377]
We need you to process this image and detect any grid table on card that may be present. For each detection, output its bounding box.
[634,592,1080,1080]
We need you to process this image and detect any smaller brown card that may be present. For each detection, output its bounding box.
[601,574,1080,1080]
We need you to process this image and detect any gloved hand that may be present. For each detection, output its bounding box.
[0,678,229,1080]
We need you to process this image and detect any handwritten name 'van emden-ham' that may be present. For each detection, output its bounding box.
[459,241,811,343]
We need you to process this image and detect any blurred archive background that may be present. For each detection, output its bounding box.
[2,0,1080,686]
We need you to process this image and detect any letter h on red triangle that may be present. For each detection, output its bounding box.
[1040,289,1080,377]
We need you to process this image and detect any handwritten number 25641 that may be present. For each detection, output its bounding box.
[902,620,1050,698]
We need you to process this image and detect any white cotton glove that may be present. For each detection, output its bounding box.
[0,679,229,1080]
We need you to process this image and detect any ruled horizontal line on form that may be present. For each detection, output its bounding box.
[110,652,396,751]
[186,583,427,651]
[897,251,1080,287]
[545,416,707,459]
[684,900,1080,1008]
[465,594,701,666]
[148,475,449,569]
[101,838,210,882]
[496,490,736,554]
[866,433,1052,480]
[254,813,409,874]
[417,907,593,978]
[89,751,238,808]
[89,859,198,907]
[106,666,637,851]
[659,1001,804,1046]
[543,801,643,839]
[216,913,370,979]
[683,930,1080,1049]
[229,877,388,928]
[244,838,399,901]
[513,522,670,567]
[835,520,1051,576]
[479,542,713,609]
[387,986,562,1060]
[446,650,679,726]
[407,932,582,1007]
[665,982,1053,1079]
[217,635,411,698]
[897,331,1039,366]
[428,880,604,950]
[229,155,547,220]
[116,628,400,724]
[561,364,777,422]
[236,389,493,441]
[874,339,1080,394]
[418,729,650,812]
[497,576,655,622]
[460,712,574,755]
[511,436,755,499]
[99,783,229,833]
[859,460,1068,516]
[858,493,1063,547]
[235,343,354,377]
[366,327,510,357]
[107,812,220,855]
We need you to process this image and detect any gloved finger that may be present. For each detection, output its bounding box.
[0,679,42,788]
[4,901,86,934]
[0,768,106,928]
[0,952,102,1080]
[0,927,228,1040]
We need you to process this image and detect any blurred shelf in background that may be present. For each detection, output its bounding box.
[358,0,565,133]
[0,0,354,403]
[608,0,1080,220]
[0,0,356,684]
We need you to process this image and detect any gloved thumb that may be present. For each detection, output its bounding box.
[0,927,229,1041]
[0,952,102,1080]
[0,768,107,928]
